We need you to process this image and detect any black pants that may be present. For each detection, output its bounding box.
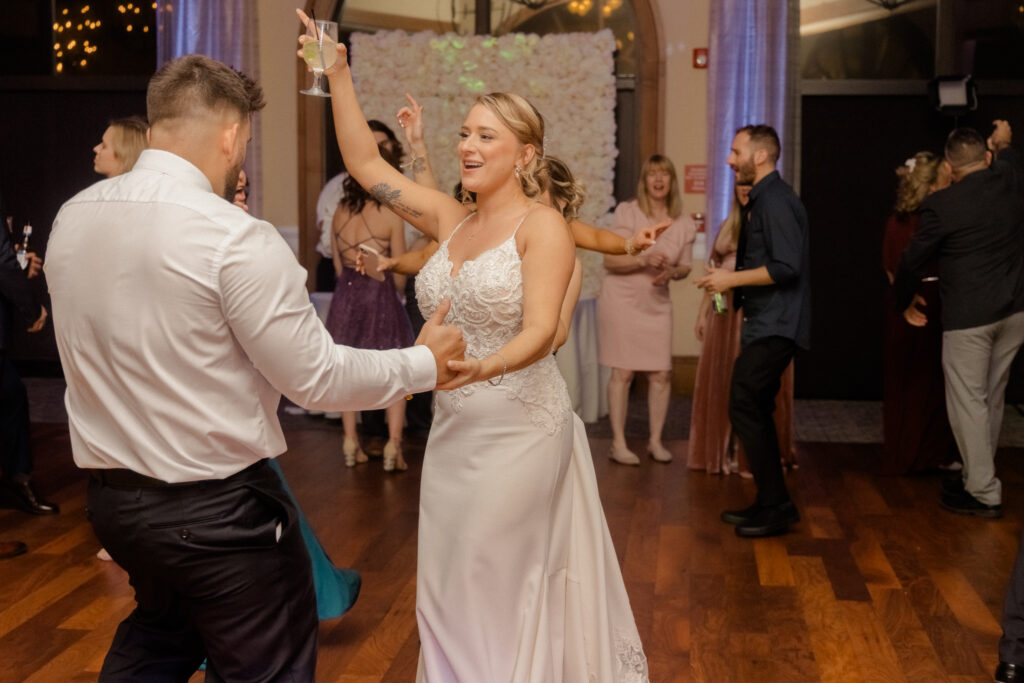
[729,335,797,507]
[0,355,32,478]
[88,460,317,682]
[1000,526,1024,664]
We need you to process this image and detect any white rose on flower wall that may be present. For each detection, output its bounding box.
[350,29,617,298]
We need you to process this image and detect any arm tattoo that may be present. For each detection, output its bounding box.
[370,182,423,218]
[412,157,427,174]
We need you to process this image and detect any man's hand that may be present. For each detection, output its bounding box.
[695,264,734,294]
[27,305,46,333]
[415,298,465,387]
[25,252,42,279]
[903,294,928,327]
[989,119,1012,154]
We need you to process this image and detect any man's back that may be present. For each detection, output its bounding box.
[918,157,1024,330]
[48,150,434,482]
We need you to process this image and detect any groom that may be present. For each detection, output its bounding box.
[46,54,465,681]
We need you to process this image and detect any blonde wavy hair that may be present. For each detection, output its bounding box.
[716,184,751,254]
[544,156,585,222]
[473,92,553,201]
[636,154,682,219]
[894,151,943,215]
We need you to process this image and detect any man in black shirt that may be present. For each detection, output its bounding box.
[894,122,1024,519]
[0,184,55,521]
[697,124,810,538]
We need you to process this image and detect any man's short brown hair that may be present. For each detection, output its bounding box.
[147,54,265,126]
[945,127,988,169]
[736,124,781,163]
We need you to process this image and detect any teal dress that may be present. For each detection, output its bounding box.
[268,458,361,619]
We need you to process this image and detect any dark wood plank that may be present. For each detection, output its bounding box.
[6,418,1024,681]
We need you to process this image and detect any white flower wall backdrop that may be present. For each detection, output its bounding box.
[350,29,618,298]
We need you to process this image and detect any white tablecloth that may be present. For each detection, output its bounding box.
[555,298,609,423]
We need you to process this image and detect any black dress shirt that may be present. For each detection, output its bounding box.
[735,170,811,349]
[894,148,1024,331]
[0,186,41,351]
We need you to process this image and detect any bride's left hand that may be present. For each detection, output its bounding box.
[437,357,483,391]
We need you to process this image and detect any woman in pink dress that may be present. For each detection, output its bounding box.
[686,184,795,474]
[598,155,697,465]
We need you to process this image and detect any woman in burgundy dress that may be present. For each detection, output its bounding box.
[881,151,958,474]
[325,121,414,472]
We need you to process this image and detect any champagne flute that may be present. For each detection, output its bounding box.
[300,19,338,98]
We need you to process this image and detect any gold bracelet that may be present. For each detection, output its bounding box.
[624,236,640,257]
[486,352,508,386]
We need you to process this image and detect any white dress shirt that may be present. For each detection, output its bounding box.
[47,150,435,482]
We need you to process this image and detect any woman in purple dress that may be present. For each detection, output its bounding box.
[325,121,414,472]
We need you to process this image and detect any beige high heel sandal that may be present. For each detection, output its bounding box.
[343,436,368,467]
[383,440,407,472]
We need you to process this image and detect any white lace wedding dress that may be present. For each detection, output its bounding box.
[414,215,649,682]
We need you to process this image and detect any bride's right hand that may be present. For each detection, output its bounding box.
[437,357,483,391]
[296,8,347,75]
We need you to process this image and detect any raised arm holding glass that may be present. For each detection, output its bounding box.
[297,10,648,681]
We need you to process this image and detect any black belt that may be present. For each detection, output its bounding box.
[88,459,268,490]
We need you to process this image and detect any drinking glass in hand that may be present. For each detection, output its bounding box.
[300,19,338,98]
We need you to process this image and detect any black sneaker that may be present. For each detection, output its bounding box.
[940,489,1002,518]
[734,502,800,538]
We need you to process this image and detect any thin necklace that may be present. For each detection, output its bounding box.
[465,205,533,241]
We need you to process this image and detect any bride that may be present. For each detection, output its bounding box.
[298,13,648,682]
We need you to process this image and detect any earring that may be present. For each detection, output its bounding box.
[515,166,521,179]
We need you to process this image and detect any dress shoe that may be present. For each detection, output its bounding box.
[941,476,965,494]
[0,477,59,515]
[0,540,27,559]
[940,489,1002,518]
[647,442,673,463]
[996,661,1023,682]
[734,501,800,538]
[609,443,640,466]
[721,503,763,525]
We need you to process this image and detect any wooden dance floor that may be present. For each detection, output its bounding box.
[2,418,1021,682]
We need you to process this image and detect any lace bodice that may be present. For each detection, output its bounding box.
[415,219,570,436]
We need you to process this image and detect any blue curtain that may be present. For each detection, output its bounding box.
[705,0,790,243]
[155,1,262,216]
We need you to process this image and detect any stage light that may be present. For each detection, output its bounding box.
[928,75,977,115]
